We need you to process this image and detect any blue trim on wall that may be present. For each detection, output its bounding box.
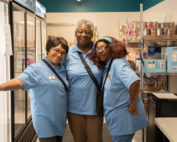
[38,0,164,12]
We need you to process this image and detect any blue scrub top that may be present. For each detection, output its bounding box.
[103,58,147,136]
[17,58,68,138]
[65,43,103,115]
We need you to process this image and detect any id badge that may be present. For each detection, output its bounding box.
[48,76,56,80]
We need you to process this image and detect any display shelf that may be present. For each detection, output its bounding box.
[143,87,164,92]
[143,90,164,94]
[126,35,177,44]
[144,72,177,76]
[144,35,177,40]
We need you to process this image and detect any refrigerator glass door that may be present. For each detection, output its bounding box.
[41,21,47,58]
[12,6,26,136]
[26,13,36,118]
[36,19,41,62]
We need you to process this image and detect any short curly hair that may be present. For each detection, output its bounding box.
[89,37,128,68]
[46,36,69,55]
[75,19,94,33]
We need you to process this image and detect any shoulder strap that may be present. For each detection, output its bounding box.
[77,51,101,90]
[101,59,113,90]
[42,59,67,91]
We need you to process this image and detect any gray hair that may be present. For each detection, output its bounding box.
[75,19,94,32]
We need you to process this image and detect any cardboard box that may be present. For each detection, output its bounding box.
[167,47,177,72]
[143,59,166,72]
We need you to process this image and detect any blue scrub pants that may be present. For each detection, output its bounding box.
[112,133,134,142]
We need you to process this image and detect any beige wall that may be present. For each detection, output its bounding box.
[46,12,139,43]
[46,0,177,42]
[143,0,177,22]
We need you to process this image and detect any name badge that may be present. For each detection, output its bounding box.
[48,76,56,80]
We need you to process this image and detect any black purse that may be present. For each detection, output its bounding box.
[77,52,112,116]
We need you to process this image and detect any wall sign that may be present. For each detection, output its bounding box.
[36,1,46,19]
[14,0,36,12]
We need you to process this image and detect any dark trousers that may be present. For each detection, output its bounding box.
[68,112,103,142]
[39,136,62,142]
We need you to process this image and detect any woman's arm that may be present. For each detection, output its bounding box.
[0,78,24,91]
[128,80,140,115]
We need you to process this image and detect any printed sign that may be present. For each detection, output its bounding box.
[14,0,36,12]
[36,1,46,19]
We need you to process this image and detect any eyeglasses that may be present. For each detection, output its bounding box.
[52,48,66,55]
[77,30,92,36]
[95,45,109,52]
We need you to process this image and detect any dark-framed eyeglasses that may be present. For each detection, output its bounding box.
[95,45,109,52]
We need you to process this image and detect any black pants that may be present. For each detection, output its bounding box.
[39,136,62,142]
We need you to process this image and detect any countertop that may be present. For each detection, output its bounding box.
[155,117,177,142]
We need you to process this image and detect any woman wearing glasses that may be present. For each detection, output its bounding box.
[0,36,69,142]
[89,37,147,142]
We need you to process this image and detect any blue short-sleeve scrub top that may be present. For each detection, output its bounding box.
[17,57,68,138]
[65,43,103,115]
[103,58,147,136]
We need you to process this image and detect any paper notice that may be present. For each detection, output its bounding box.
[4,24,12,56]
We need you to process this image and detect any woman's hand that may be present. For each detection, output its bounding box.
[129,80,140,115]
[128,105,139,115]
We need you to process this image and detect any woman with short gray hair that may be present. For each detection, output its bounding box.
[65,19,103,142]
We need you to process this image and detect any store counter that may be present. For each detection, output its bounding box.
[152,92,177,100]
[155,117,177,142]
[145,93,177,142]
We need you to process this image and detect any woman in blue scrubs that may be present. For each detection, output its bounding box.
[89,37,147,142]
[0,36,69,142]
[65,19,103,142]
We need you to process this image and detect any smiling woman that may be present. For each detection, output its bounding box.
[89,36,147,142]
[0,36,69,142]
[65,19,104,142]
[46,36,68,67]
[47,45,66,66]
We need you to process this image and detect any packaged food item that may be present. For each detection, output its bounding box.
[150,28,157,36]
[143,59,166,73]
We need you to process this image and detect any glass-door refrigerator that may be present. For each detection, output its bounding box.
[11,3,26,139]
[36,17,42,62]
[35,18,46,61]
[35,0,46,58]
[26,11,36,119]
[10,0,46,141]
[11,1,37,141]
[41,21,46,58]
